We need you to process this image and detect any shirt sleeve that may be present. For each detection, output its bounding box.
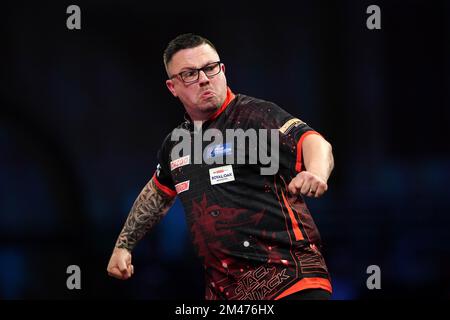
[253,101,322,173]
[152,136,177,197]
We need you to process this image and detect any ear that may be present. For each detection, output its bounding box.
[166,79,178,97]
[221,63,226,74]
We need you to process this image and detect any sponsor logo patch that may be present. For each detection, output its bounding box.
[170,155,190,171]
[175,180,190,194]
[279,118,304,135]
[205,143,233,159]
[209,165,235,185]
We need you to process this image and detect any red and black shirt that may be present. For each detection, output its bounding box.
[153,87,332,300]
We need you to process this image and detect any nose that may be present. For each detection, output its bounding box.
[198,70,210,86]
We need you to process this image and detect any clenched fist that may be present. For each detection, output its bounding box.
[288,171,328,198]
[107,247,134,280]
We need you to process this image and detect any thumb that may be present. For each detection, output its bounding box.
[288,183,295,194]
[288,180,299,195]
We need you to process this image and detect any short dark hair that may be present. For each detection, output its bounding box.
[163,33,217,74]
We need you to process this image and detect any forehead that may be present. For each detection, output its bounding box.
[169,44,220,72]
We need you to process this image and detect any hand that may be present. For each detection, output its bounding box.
[288,171,328,198]
[107,247,134,280]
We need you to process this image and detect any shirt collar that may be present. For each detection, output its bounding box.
[183,86,236,126]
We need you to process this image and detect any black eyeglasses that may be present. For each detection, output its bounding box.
[170,61,222,83]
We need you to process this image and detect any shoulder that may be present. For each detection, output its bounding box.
[232,94,294,129]
[233,94,279,113]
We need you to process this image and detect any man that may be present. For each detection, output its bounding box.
[107,33,334,300]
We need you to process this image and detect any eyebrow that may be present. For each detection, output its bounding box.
[178,61,217,72]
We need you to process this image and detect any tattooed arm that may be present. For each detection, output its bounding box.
[107,177,176,280]
[115,177,176,251]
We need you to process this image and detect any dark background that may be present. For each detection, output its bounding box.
[1,0,449,299]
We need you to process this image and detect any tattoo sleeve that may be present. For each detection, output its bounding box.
[115,178,176,252]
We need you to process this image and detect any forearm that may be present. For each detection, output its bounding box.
[302,134,334,183]
[115,178,176,252]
